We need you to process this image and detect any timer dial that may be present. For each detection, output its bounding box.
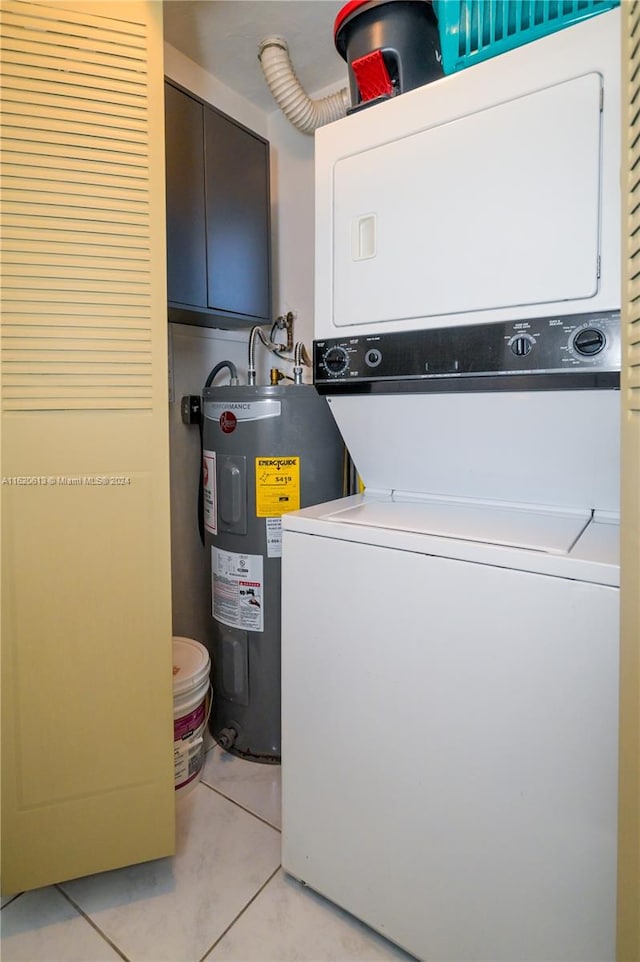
[322,346,350,376]
[573,327,606,357]
[510,335,534,357]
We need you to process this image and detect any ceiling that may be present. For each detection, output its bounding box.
[163,1,348,113]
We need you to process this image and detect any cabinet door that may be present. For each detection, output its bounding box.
[619,5,640,958]
[164,83,207,308]
[204,108,271,320]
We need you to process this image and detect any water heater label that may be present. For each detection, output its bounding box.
[211,548,264,632]
[203,450,217,535]
[265,517,282,558]
[255,456,300,517]
[205,400,281,424]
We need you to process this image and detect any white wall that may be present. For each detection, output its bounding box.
[267,109,316,352]
[267,78,349,355]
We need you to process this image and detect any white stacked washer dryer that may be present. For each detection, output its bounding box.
[281,9,621,962]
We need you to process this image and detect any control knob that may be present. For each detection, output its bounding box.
[510,334,534,357]
[365,348,382,367]
[322,346,350,376]
[573,328,606,357]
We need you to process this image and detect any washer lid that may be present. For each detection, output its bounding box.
[322,498,591,555]
[325,390,620,515]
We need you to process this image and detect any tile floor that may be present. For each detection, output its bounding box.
[0,742,416,962]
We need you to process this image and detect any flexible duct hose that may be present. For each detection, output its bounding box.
[258,38,349,135]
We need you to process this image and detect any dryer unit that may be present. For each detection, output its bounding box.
[315,7,620,340]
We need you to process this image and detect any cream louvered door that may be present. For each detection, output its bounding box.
[0,0,175,893]
[618,4,640,960]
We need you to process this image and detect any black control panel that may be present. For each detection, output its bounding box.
[313,311,621,394]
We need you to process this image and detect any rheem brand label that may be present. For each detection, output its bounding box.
[219,411,237,434]
[205,400,281,425]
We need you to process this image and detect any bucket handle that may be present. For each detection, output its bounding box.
[204,683,213,729]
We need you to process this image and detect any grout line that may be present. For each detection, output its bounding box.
[0,893,22,910]
[56,886,131,962]
[198,778,282,833]
[197,863,282,962]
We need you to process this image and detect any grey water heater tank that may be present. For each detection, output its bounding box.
[202,383,344,762]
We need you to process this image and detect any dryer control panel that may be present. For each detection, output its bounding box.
[313,310,620,394]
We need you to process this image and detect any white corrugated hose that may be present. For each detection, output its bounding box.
[258,37,349,135]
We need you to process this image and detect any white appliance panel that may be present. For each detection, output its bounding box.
[315,8,620,340]
[324,498,590,554]
[333,74,602,328]
[326,389,620,513]
[281,530,619,962]
[284,497,620,586]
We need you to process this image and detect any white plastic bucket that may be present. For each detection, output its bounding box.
[173,636,211,796]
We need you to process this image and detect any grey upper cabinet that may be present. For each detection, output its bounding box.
[165,82,208,309]
[164,80,272,327]
[204,108,271,321]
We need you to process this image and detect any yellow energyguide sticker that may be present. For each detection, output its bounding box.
[255,456,300,517]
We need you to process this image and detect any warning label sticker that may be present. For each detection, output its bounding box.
[211,548,263,632]
[265,517,282,558]
[255,456,300,518]
[203,450,217,535]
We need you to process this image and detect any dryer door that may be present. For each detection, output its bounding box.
[332,73,603,329]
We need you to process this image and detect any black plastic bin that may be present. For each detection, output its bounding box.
[334,0,443,112]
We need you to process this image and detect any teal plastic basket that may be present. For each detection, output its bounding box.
[433,0,620,75]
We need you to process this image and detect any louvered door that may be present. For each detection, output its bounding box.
[0,0,175,893]
[618,4,640,960]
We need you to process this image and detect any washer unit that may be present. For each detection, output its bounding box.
[282,320,620,962]
[281,10,621,962]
